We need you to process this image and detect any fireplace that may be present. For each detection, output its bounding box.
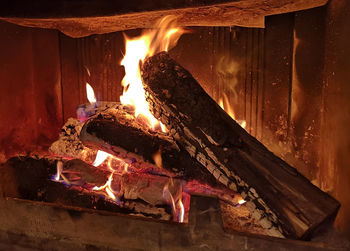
[0,0,349,250]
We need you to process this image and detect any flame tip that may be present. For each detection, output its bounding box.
[120,16,184,132]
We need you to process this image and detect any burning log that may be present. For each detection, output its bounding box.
[79,104,219,186]
[141,52,340,239]
[0,156,173,220]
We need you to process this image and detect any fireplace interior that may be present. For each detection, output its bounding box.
[0,0,350,250]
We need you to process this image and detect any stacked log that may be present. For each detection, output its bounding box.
[79,104,220,186]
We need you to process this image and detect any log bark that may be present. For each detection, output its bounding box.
[141,52,340,239]
[79,105,220,186]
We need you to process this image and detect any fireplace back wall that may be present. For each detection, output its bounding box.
[0,1,349,239]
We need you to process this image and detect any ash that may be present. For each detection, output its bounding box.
[49,118,96,162]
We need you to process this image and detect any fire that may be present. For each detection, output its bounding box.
[120,16,184,131]
[238,199,246,205]
[91,152,118,201]
[152,149,163,168]
[55,160,63,181]
[92,173,117,201]
[219,93,246,129]
[162,179,185,222]
[53,160,71,185]
[163,183,176,214]
[92,150,111,167]
[86,82,97,104]
[178,199,184,223]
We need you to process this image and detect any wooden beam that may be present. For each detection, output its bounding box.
[0,194,344,250]
[0,0,328,37]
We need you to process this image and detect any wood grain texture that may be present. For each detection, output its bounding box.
[141,52,340,239]
[0,21,62,158]
[79,105,220,186]
[0,0,328,37]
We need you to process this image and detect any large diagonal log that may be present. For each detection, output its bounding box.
[141,52,340,239]
[79,105,219,186]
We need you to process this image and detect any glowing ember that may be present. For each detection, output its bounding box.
[92,150,111,167]
[86,82,97,104]
[120,16,184,131]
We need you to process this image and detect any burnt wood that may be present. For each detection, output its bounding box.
[0,156,171,219]
[79,105,220,186]
[141,52,340,239]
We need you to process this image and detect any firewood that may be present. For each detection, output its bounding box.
[141,52,340,239]
[0,156,171,220]
[79,104,220,186]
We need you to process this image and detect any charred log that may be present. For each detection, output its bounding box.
[79,105,219,186]
[141,52,340,239]
[0,156,171,220]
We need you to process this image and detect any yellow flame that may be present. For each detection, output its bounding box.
[92,150,111,167]
[178,199,184,223]
[86,82,97,103]
[120,16,184,131]
[55,161,63,181]
[219,98,224,110]
[238,199,246,205]
[222,93,236,119]
[93,173,116,201]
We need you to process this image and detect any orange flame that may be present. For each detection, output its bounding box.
[219,93,246,129]
[120,16,184,131]
[152,149,163,168]
[93,173,117,201]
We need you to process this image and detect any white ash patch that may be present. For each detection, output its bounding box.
[50,118,96,161]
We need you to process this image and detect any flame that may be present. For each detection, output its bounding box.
[152,149,163,168]
[53,160,71,185]
[120,16,184,131]
[55,161,63,181]
[219,93,246,129]
[163,182,176,215]
[92,150,130,175]
[86,82,97,103]
[238,199,246,205]
[163,178,184,222]
[93,173,117,201]
[92,150,111,167]
[178,199,184,223]
[240,121,247,129]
